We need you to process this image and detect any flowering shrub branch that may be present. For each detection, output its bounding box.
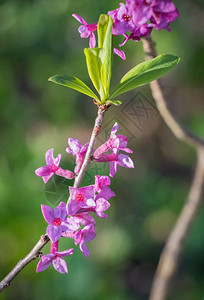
[3,2,201,299]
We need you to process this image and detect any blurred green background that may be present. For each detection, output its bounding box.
[0,0,204,299]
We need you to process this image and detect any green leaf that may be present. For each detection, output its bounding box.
[48,75,99,100]
[84,48,105,99]
[97,15,109,49]
[98,15,113,100]
[109,54,180,99]
[106,99,122,106]
[84,14,113,102]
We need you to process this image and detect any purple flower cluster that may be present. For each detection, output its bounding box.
[109,0,178,47]
[72,0,178,59]
[36,123,133,274]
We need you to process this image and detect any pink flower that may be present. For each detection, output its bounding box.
[35,148,74,183]
[74,224,96,257]
[94,175,115,200]
[66,138,89,175]
[94,175,111,192]
[108,3,137,35]
[72,14,97,48]
[93,196,111,219]
[41,202,79,243]
[94,123,134,177]
[36,240,74,274]
[94,122,132,158]
[151,0,179,32]
[67,186,96,215]
[113,48,126,60]
[70,176,115,219]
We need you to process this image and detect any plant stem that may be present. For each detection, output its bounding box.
[73,106,107,189]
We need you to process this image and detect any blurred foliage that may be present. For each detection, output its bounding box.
[0,0,204,299]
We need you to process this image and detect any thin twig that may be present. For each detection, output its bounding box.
[142,37,204,149]
[66,105,107,208]
[0,105,108,293]
[142,36,204,300]
[0,235,49,292]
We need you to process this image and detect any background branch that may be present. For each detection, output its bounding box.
[142,36,204,300]
[149,148,204,300]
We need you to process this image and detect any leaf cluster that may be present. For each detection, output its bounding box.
[49,14,180,107]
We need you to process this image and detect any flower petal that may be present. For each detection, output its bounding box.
[68,138,82,155]
[47,225,62,243]
[80,241,90,258]
[83,225,97,243]
[65,218,81,231]
[85,198,96,208]
[52,257,68,273]
[61,231,77,239]
[95,198,110,218]
[82,186,95,199]
[113,48,126,60]
[80,142,89,156]
[89,32,96,48]
[41,205,54,223]
[94,154,118,162]
[118,154,134,168]
[74,230,82,245]
[109,161,117,177]
[70,213,96,226]
[55,248,74,258]
[42,173,54,183]
[79,25,90,38]
[72,14,87,25]
[74,154,84,175]
[54,202,67,220]
[111,122,119,136]
[55,168,74,180]
[96,187,115,200]
[36,255,53,272]
[35,165,52,177]
[67,200,81,216]
[94,175,111,192]
[45,148,54,165]
[53,154,61,167]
